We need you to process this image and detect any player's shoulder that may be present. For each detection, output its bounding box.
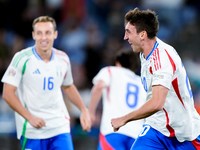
[15,46,34,56]
[11,46,34,68]
[99,66,118,73]
[157,38,174,53]
[53,48,69,60]
[134,73,142,80]
[149,38,176,63]
[100,66,136,77]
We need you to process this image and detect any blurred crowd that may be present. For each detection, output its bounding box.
[0,0,200,141]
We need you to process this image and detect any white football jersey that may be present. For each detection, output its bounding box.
[140,38,200,142]
[93,66,146,139]
[1,46,73,139]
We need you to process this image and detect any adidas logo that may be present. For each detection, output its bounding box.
[33,69,41,74]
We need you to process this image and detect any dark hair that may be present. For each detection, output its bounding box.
[115,48,140,73]
[125,7,159,39]
[32,16,57,31]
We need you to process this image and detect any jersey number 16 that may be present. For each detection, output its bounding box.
[43,77,54,90]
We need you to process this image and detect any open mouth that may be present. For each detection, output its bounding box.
[128,41,133,45]
[41,41,48,47]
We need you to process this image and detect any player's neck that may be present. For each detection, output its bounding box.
[36,48,52,63]
[142,38,157,59]
[115,62,122,67]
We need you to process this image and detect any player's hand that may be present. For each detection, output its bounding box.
[80,108,91,132]
[111,116,126,132]
[89,111,96,126]
[28,116,46,129]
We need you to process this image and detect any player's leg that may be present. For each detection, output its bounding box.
[190,135,200,150]
[48,133,74,150]
[20,136,47,150]
[131,124,167,150]
[158,133,200,150]
[97,132,135,150]
[132,124,200,150]
[97,141,102,150]
[105,133,135,150]
[169,135,200,150]
[97,132,115,150]
[20,133,74,150]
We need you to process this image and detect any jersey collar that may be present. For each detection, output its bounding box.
[145,40,159,60]
[32,46,55,61]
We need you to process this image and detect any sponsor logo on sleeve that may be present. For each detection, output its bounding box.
[8,69,16,76]
[153,74,164,79]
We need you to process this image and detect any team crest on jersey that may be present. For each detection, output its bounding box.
[145,63,151,77]
[56,66,62,77]
[8,69,16,77]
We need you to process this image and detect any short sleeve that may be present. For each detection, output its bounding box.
[62,57,73,86]
[1,52,24,87]
[151,49,174,89]
[92,67,111,86]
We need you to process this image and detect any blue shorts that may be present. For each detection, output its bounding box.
[131,124,200,150]
[98,132,135,150]
[20,133,74,150]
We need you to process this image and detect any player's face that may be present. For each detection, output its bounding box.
[32,22,57,52]
[124,22,143,53]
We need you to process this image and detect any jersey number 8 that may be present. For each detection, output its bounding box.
[126,83,139,108]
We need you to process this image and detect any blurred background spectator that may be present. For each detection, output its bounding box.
[0,0,200,149]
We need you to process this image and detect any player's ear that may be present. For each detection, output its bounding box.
[140,31,147,39]
[32,31,36,40]
[54,30,58,39]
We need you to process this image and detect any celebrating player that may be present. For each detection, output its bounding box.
[111,7,200,150]
[89,49,146,150]
[1,16,91,150]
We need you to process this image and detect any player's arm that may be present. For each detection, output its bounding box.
[111,85,168,132]
[2,83,46,128]
[89,80,106,125]
[62,84,91,131]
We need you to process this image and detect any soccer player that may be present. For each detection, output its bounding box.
[89,49,146,150]
[111,8,200,150]
[1,16,91,150]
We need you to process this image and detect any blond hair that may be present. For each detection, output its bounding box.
[32,16,57,31]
